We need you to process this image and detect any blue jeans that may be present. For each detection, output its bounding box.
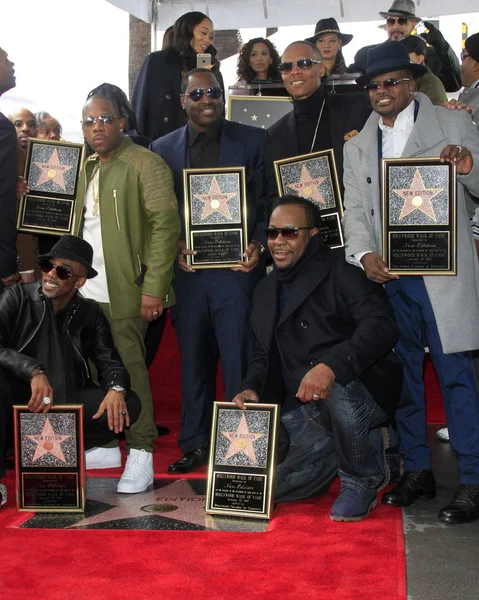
[275,380,387,502]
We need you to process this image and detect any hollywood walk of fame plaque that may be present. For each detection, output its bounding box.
[17,139,86,236]
[13,406,85,512]
[183,167,248,268]
[227,94,293,129]
[206,402,279,520]
[382,158,457,275]
[274,150,344,249]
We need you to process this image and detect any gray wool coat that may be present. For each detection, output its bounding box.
[342,92,479,354]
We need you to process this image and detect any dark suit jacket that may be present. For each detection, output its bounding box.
[132,47,224,141]
[0,113,19,282]
[150,119,266,243]
[264,91,371,215]
[240,242,402,419]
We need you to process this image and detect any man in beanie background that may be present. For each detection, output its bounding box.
[349,0,461,92]
[342,41,479,524]
[0,236,141,508]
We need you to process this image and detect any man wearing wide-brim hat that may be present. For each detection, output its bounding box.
[306,17,353,76]
[349,0,461,92]
[342,40,479,525]
[0,235,142,507]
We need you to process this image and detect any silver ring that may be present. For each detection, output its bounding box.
[42,396,51,405]
[312,393,320,399]
[456,145,463,153]
[153,311,159,315]
[119,410,127,416]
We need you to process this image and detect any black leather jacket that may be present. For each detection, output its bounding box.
[0,282,130,395]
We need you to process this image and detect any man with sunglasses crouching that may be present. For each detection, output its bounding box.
[342,42,479,524]
[0,236,141,504]
[232,195,402,521]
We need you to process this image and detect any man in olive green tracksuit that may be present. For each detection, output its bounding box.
[74,89,180,493]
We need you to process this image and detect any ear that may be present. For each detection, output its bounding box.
[318,63,327,78]
[75,276,87,290]
[310,227,320,238]
[180,94,186,110]
[409,78,416,95]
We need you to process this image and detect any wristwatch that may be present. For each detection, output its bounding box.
[109,384,126,395]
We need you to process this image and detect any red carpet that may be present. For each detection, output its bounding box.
[0,316,411,600]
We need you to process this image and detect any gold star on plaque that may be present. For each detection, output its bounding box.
[266,114,271,118]
[222,414,264,463]
[395,169,443,221]
[194,176,236,220]
[287,165,327,205]
[251,114,258,121]
[26,417,71,464]
[243,108,248,112]
[33,148,74,191]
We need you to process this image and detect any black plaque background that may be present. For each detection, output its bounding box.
[211,473,266,512]
[20,195,73,233]
[382,159,456,275]
[22,473,79,509]
[318,213,344,249]
[206,402,279,520]
[191,230,243,265]
[14,406,85,512]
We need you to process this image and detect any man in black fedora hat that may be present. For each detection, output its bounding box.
[306,17,353,76]
[0,235,142,506]
[342,41,479,525]
[349,0,461,92]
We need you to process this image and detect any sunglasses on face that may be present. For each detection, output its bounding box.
[386,17,408,25]
[40,259,81,281]
[81,115,120,127]
[184,87,222,102]
[278,58,322,73]
[265,226,313,240]
[363,77,410,91]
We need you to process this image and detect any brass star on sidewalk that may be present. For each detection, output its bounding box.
[222,414,264,463]
[395,169,443,221]
[33,148,74,191]
[286,165,327,205]
[26,417,71,464]
[194,176,236,221]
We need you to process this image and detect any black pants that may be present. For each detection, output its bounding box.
[0,368,141,477]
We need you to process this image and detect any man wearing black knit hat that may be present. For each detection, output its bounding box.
[0,235,141,507]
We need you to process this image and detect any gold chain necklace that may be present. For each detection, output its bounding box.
[91,163,100,216]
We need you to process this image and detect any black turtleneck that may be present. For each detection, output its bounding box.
[294,86,332,155]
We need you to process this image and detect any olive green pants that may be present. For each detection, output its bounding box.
[99,304,157,452]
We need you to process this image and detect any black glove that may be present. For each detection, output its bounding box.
[422,21,447,51]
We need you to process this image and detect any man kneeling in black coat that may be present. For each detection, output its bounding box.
[233,196,402,521]
[0,236,141,506]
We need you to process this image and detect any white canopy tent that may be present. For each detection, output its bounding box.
[107,0,479,27]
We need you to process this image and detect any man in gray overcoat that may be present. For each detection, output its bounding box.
[342,41,479,525]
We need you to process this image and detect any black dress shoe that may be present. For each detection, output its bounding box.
[168,444,209,474]
[156,425,170,437]
[382,469,436,507]
[439,484,479,524]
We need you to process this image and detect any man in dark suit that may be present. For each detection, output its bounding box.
[151,68,266,473]
[264,40,371,215]
[0,47,19,293]
[233,195,401,521]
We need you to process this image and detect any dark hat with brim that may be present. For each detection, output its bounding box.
[356,40,427,87]
[306,18,353,46]
[465,32,479,63]
[38,235,98,279]
[379,0,421,21]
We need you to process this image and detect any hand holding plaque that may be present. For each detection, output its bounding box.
[183,167,248,268]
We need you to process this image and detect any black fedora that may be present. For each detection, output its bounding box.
[38,235,98,279]
[356,41,427,87]
[379,0,420,22]
[306,18,353,46]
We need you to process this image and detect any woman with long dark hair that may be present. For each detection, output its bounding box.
[306,18,352,76]
[233,37,280,93]
[132,11,223,141]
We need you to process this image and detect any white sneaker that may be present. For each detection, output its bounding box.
[436,427,450,442]
[85,446,122,469]
[117,449,154,493]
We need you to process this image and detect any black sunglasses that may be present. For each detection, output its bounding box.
[265,226,313,240]
[363,77,410,91]
[81,115,120,127]
[40,259,81,281]
[184,87,222,102]
[386,17,408,25]
[278,58,322,73]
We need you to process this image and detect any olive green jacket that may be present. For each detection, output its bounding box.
[73,136,180,320]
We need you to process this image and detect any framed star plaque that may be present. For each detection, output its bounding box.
[206,402,279,520]
[274,149,344,248]
[382,158,457,275]
[183,167,248,268]
[227,94,293,129]
[13,405,85,512]
[17,138,86,236]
